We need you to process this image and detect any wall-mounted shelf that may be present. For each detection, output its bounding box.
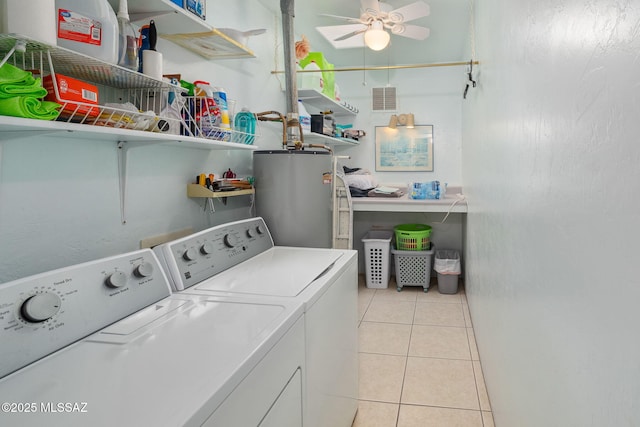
[298,89,358,117]
[0,116,259,150]
[303,132,360,147]
[108,0,255,59]
[187,184,255,198]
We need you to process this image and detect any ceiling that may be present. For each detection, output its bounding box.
[258,0,473,68]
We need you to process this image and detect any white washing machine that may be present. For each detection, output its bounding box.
[0,248,305,427]
[153,217,359,427]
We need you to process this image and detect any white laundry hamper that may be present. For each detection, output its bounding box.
[361,230,393,288]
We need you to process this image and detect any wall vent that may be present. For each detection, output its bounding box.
[372,87,397,111]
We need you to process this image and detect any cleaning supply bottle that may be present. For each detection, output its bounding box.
[212,87,231,130]
[193,80,217,137]
[116,0,138,70]
[55,0,118,64]
[234,107,257,144]
[298,100,311,134]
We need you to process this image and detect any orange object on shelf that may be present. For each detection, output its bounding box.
[43,74,100,119]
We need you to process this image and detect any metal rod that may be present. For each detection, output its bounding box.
[272,60,480,74]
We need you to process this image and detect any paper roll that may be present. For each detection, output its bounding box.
[0,0,57,46]
[142,50,163,81]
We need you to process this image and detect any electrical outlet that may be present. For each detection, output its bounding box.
[140,228,193,249]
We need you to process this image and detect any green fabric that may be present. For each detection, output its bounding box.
[0,78,48,99]
[0,63,47,99]
[0,96,60,120]
[0,63,36,86]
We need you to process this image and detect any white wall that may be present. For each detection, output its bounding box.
[0,1,284,282]
[462,1,640,425]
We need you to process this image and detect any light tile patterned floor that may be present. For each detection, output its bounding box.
[353,275,494,427]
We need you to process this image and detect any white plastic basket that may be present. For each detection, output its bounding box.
[361,230,393,289]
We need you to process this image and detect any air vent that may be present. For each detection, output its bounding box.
[372,87,397,111]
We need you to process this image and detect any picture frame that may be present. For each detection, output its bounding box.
[375,125,434,172]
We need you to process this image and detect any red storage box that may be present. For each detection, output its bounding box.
[43,74,99,120]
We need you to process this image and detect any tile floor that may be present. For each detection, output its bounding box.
[353,275,494,427]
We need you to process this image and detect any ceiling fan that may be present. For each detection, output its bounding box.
[316,0,430,51]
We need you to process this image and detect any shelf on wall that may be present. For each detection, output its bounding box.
[109,0,255,59]
[0,116,259,150]
[298,89,358,117]
[187,184,255,198]
[303,132,360,147]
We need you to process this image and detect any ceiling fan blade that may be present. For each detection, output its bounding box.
[387,1,430,23]
[319,13,365,24]
[390,24,430,40]
[360,0,381,16]
[316,24,367,48]
[334,28,368,41]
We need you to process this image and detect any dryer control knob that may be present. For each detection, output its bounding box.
[256,225,265,235]
[183,248,197,261]
[134,262,154,278]
[223,234,238,248]
[21,293,61,323]
[246,228,255,238]
[106,271,128,288]
[200,242,214,255]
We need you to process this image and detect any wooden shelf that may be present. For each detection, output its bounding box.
[187,184,255,198]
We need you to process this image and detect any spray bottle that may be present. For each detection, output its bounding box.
[116,0,138,70]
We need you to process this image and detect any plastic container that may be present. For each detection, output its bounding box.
[212,87,231,130]
[434,250,461,294]
[300,61,323,92]
[116,0,138,70]
[361,230,393,289]
[55,0,118,64]
[193,80,217,137]
[233,107,257,144]
[1,0,57,46]
[298,100,311,133]
[394,224,432,251]
[392,245,435,292]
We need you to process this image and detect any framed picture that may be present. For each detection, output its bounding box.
[375,125,434,172]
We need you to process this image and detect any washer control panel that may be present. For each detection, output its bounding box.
[0,249,171,379]
[154,217,274,291]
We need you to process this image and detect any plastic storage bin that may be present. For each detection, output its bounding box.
[361,230,393,289]
[394,224,432,251]
[434,250,461,294]
[391,245,435,292]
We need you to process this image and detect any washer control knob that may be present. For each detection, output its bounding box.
[183,248,197,261]
[200,242,214,255]
[256,225,265,235]
[223,234,238,248]
[21,293,62,323]
[134,262,154,278]
[246,228,255,238]
[106,271,128,288]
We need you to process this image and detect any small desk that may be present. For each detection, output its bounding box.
[351,186,467,213]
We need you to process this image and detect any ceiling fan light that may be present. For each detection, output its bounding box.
[364,21,390,51]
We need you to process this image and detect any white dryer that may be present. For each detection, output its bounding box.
[0,249,305,427]
[154,217,359,427]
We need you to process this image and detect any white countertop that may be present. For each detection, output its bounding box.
[352,185,467,213]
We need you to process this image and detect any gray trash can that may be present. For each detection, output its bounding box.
[434,250,461,294]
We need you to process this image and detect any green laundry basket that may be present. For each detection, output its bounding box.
[394,224,432,251]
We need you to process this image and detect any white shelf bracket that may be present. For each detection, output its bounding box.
[117,141,129,224]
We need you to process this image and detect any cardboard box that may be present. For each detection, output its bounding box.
[185,0,205,20]
[43,74,99,120]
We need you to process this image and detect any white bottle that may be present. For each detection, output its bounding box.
[55,0,119,64]
[298,100,311,134]
[1,0,57,46]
